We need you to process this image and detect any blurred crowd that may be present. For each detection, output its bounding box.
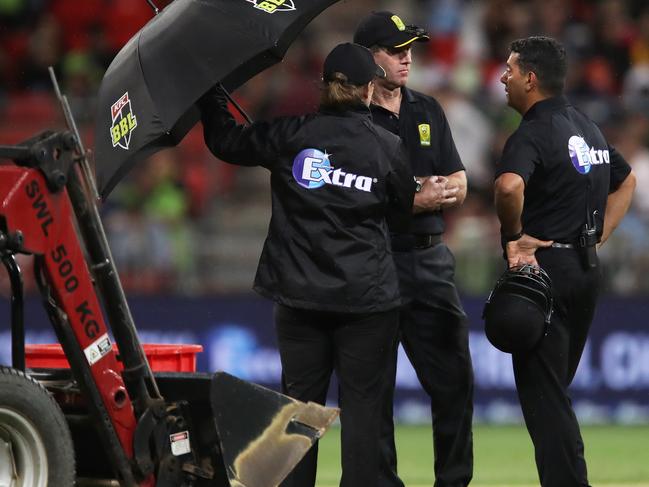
[0,0,648,296]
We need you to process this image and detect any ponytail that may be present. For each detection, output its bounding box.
[320,73,367,109]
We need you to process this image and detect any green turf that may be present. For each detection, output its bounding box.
[314,424,649,486]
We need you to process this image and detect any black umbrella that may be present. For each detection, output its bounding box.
[94,0,340,199]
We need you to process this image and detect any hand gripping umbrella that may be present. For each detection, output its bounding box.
[94,0,340,199]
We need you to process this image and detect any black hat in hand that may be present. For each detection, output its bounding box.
[483,264,554,354]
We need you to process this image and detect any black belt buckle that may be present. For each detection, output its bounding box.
[391,233,441,252]
[413,234,439,249]
[551,242,575,249]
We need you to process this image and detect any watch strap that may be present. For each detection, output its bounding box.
[501,230,524,245]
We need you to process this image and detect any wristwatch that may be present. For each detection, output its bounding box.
[414,177,422,193]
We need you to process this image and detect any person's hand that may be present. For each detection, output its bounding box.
[440,179,460,209]
[415,175,457,213]
[198,83,229,111]
[505,233,553,268]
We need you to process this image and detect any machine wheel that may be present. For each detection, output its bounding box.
[0,366,75,486]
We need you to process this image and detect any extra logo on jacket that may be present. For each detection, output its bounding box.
[292,148,375,192]
[568,135,610,175]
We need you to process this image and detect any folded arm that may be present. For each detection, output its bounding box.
[412,169,466,214]
[443,170,467,208]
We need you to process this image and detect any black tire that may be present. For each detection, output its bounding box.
[0,366,75,486]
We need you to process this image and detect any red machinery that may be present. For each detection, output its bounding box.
[0,103,337,485]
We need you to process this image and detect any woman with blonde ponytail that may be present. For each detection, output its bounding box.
[199,42,415,487]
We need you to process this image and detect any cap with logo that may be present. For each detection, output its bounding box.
[323,42,386,86]
[353,11,430,49]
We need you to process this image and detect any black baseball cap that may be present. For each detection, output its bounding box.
[323,42,386,86]
[353,11,430,49]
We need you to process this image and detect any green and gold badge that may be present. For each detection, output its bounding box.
[418,123,431,147]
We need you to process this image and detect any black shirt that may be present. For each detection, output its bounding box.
[371,87,465,235]
[199,90,415,313]
[496,96,632,242]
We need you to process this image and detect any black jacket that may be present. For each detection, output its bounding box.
[199,90,414,313]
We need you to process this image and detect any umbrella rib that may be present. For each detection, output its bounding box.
[135,35,171,132]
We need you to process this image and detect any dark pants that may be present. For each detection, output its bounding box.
[514,247,600,487]
[275,304,399,487]
[380,243,474,487]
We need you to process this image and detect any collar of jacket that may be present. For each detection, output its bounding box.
[319,102,372,118]
[402,86,417,104]
[523,95,570,121]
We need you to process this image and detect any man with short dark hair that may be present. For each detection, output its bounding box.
[495,36,636,486]
[354,11,474,487]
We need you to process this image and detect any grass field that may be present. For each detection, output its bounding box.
[314,424,649,486]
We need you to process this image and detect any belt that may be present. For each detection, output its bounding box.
[391,233,442,251]
[551,242,575,249]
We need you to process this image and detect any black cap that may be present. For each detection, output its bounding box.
[353,11,429,49]
[323,42,386,86]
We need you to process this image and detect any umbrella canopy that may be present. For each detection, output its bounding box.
[94,0,340,199]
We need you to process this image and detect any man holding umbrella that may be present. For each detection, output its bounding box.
[354,11,474,487]
[198,42,417,487]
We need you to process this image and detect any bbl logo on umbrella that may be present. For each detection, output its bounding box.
[246,0,295,14]
[110,92,138,150]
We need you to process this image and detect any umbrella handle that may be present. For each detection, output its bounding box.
[218,83,254,125]
[146,0,159,15]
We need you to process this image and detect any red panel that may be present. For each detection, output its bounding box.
[25,343,203,372]
[0,166,138,457]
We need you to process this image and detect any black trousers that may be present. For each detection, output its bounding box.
[514,247,600,487]
[380,243,474,487]
[275,303,399,487]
